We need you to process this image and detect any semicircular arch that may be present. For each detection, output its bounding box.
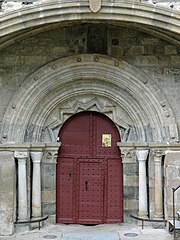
[1,54,178,143]
[0,0,179,41]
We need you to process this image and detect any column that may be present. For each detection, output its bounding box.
[152,150,164,219]
[136,149,149,218]
[14,151,28,221]
[31,151,43,218]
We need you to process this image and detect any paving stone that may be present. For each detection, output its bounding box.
[61,232,119,240]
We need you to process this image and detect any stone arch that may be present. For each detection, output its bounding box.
[1,54,178,143]
[0,0,179,46]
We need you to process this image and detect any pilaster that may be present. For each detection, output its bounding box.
[14,151,29,221]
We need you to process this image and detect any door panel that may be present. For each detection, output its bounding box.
[77,160,104,224]
[56,111,123,224]
[56,157,75,223]
[106,158,123,222]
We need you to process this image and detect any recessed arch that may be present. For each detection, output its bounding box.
[1,54,178,143]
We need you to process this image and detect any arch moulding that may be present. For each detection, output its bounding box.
[1,54,178,143]
[0,0,179,46]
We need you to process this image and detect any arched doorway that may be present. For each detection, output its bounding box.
[56,111,123,224]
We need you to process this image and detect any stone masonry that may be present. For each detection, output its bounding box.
[0,0,179,236]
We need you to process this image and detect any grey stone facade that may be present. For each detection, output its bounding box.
[0,0,179,236]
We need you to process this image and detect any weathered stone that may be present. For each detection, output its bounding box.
[42,190,56,203]
[42,203,56,215]
[123,176,139,187]
[0,2,179,234]
[0,152,15,236]
[123,164,139,175]
[42,175,55,190]
[124,186,138,199]
[124,200,138,210]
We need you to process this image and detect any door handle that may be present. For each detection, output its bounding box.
[68,172,72,180]
[85,180,88,191]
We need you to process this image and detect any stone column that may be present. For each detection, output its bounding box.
[136,149,149,218]
[30,151,43,218]
[152,150,164,219]
[14,151,28,221]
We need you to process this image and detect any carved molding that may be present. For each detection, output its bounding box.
[44,151,58,164]
[14,151,28,159]
[1,55,178,143]
[151,149,165,157]
[30,151,43,163]
[136,150,149,161]
[89,0,101,13]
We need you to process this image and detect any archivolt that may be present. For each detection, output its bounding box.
[1,54,178,143]
[0,0,179,43]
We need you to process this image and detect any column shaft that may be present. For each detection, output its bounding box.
[31,152,43,218]
[14,151,28,221]
[136,150,149,218]
[154,151,164,218]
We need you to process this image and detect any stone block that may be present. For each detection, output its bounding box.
[42,203,56,215]
[42,190,56,203]
[139,56,158,66]
[124,210,138,224]
[124,199,138,210]
[0,179,14,193]
[123,163,138,175]
[124,186,138,199]
[0,222,14,236]
[165,45,177,55]
[165,152,180,165]
[141,38,160,45]
[1,164,14,179]
[123,175,139,187]
[42,175,55,190]
[0,152,15,236]
[47,214,56,224]
[128,46,144,55]
[0,193,14,211]
[171,56,180,66]
[111,47,123,56]
[43,164,55,176]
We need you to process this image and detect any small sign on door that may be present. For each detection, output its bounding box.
[102,134,111,147]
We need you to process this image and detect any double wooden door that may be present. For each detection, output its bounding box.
[56,111,123,224]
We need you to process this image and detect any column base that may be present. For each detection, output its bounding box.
[153,215,164,220]
[138,212,148,219]
[30,217,43,230]
[15,224,29,233]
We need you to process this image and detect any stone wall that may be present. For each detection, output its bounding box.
[122,152,139,223]
[41,151,57,224]
[164,152,180,219]
[0,151,15,236]
[0,17,179,233]
[0,24,179,141]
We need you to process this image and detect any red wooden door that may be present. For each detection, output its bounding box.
[56,111,123,224]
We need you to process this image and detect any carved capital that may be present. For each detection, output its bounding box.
[14,151,28,159]
[30,151,43,163]
[45,151,58,164]
[136,150,149,162]
[120,148,136,163]
[151,149,165,157]
[151,149,165,163]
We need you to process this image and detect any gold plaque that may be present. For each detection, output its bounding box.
[102,134,111,147]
